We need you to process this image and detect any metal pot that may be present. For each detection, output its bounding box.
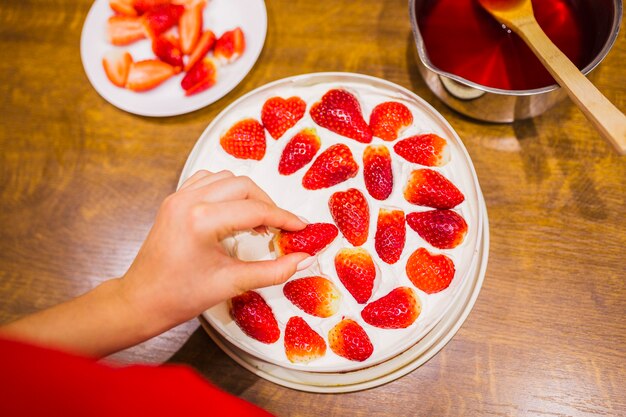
[409,0,623,123]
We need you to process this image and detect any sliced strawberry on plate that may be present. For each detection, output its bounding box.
[309,89,372,143]
[152,35,183,70]
[214,27,246,63]
[143,3,185,38]
[102,50,133,88]
[361,287,421,329]
[219,118,266,160]
[110,0,137,16]
[369,101,413,141]
[406,247,455,294]
[132,0,171,15]
[273,223,338,256]
[179,1,204,54]
[107,15,147,45]
[184,30,216,71]
[181,58,216,96]
[328,188,369,246]
[403,169,465,209]
[302,144,359,190]
[125,59,175,91]
[363,144,393,201]
[284,316,326,363]
[283,276,341,318]
[393,133,450,167]
[334,247,377,304]
[261,96,307,140]
[328,318,373,362]
[278,128,321,175]
[172,0,206,6]
[229,291,280,344]
[374,208,405,264]
[406,209,468,249]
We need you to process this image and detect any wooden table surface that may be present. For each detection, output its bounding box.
[1,0,625,415]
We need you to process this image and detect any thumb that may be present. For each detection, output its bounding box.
[234,252,314,290]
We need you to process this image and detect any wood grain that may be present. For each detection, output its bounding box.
[1,0,625,416]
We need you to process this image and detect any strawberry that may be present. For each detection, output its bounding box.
[310,89,372,143]
[403,169,465,209]
[393,133,450,167]
[229,291,280,344]
[261,96,307,140]
[363,145,393,201]
[179,1,204,54]
[219,118,266,160]
[181,58,216,96]
[405,248,455,294]
[184,30,216,71]
[107,15,146,45]
[406,210,468,249]
[214,27,246,63]
[132,0,171,15]
[361,287,421,329]
[334,247,377,304]
[143,3,185,38]
[284,316,326,363]
[110,0,137,16]
[283,276,341,318]
[278,128,321,175]
[328,319,373,362]
[273,223,338,256]
[102,50,133,88]
[328,188,369,246]
[374,208,405,264]
[302,144,359,190]
[369,101,413,141]
[125,59,175,91]
[152,35,183,69]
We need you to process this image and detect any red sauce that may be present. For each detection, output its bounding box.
[417,0,597,90]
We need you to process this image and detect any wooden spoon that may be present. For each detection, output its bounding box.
[478,0,626,155]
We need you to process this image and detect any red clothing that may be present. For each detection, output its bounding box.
[0,337,273,417]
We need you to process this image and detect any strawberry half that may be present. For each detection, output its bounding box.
[273,223,338,256]
[328,188,369,246]
[132,0,171,15]
[284,316,327,363]
[334,247,377,304]
[110,0,137,16]
[404,169,465,209]
[406,210,468,249]
[361,287,421,329]
[102,50,133,88]
[143,3,185,38]
[310,89,372,143]
[369,101,413,141]
[181,58,216,96]
[374,208,406,264]
[261,96,307,140]
[152,35,183,69]
[184,30,216,71]
[283,276,341,318]
[363,145,393,201]
[278,128,321,175]
[125,59,175,91]
[219,118,266,160]
[302,144,359,190]
[393,133,450,167]
[229,291,280,344]
[179,1,204,54]
[214,27,246,63]
[406,248,455,294]
[328,319,373,362]
[107,15,147,45]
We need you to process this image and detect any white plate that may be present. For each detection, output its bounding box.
[80,0,267,117]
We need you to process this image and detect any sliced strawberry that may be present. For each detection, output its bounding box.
[219,118,265,160]
[328,319,373,362]
[283,276,341,318]
[125,59,175,91]
[172,0,206,6]
[229,291,280,344]
[214,27,246,63]
[404,169,465,209]
[302,144,359,190]
[394,133,450,167]
[132,0,171,15]
[374,208,405,264]
[369,101,413,141]
[278,128,321,175]
[310,89,372,143]
[406,248,455,294]
[143,3,184,38]
[184,30,216,71]
[273,223,338,256]
[152,35,183,70]
[179,1,203,54]
[110,0,137,16]
[261,96,307,140]
[102,50,133,88]
[284,316,326,363]
[406,210,468,249]
[334,247,377,304]
[328,188,369,246]
[181,58,216,96]
[107,15,146,45]
[363,145,393,201]
[361,287,421,329]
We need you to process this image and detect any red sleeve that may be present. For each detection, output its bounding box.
[0,337,274,417]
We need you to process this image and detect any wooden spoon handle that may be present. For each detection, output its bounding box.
[515,16,626,155]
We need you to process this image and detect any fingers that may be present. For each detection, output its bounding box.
[180,170,235,192]
[233,252,312,290]
[192,175,275,206]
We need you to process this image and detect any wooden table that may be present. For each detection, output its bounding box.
[1,0,624,415]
